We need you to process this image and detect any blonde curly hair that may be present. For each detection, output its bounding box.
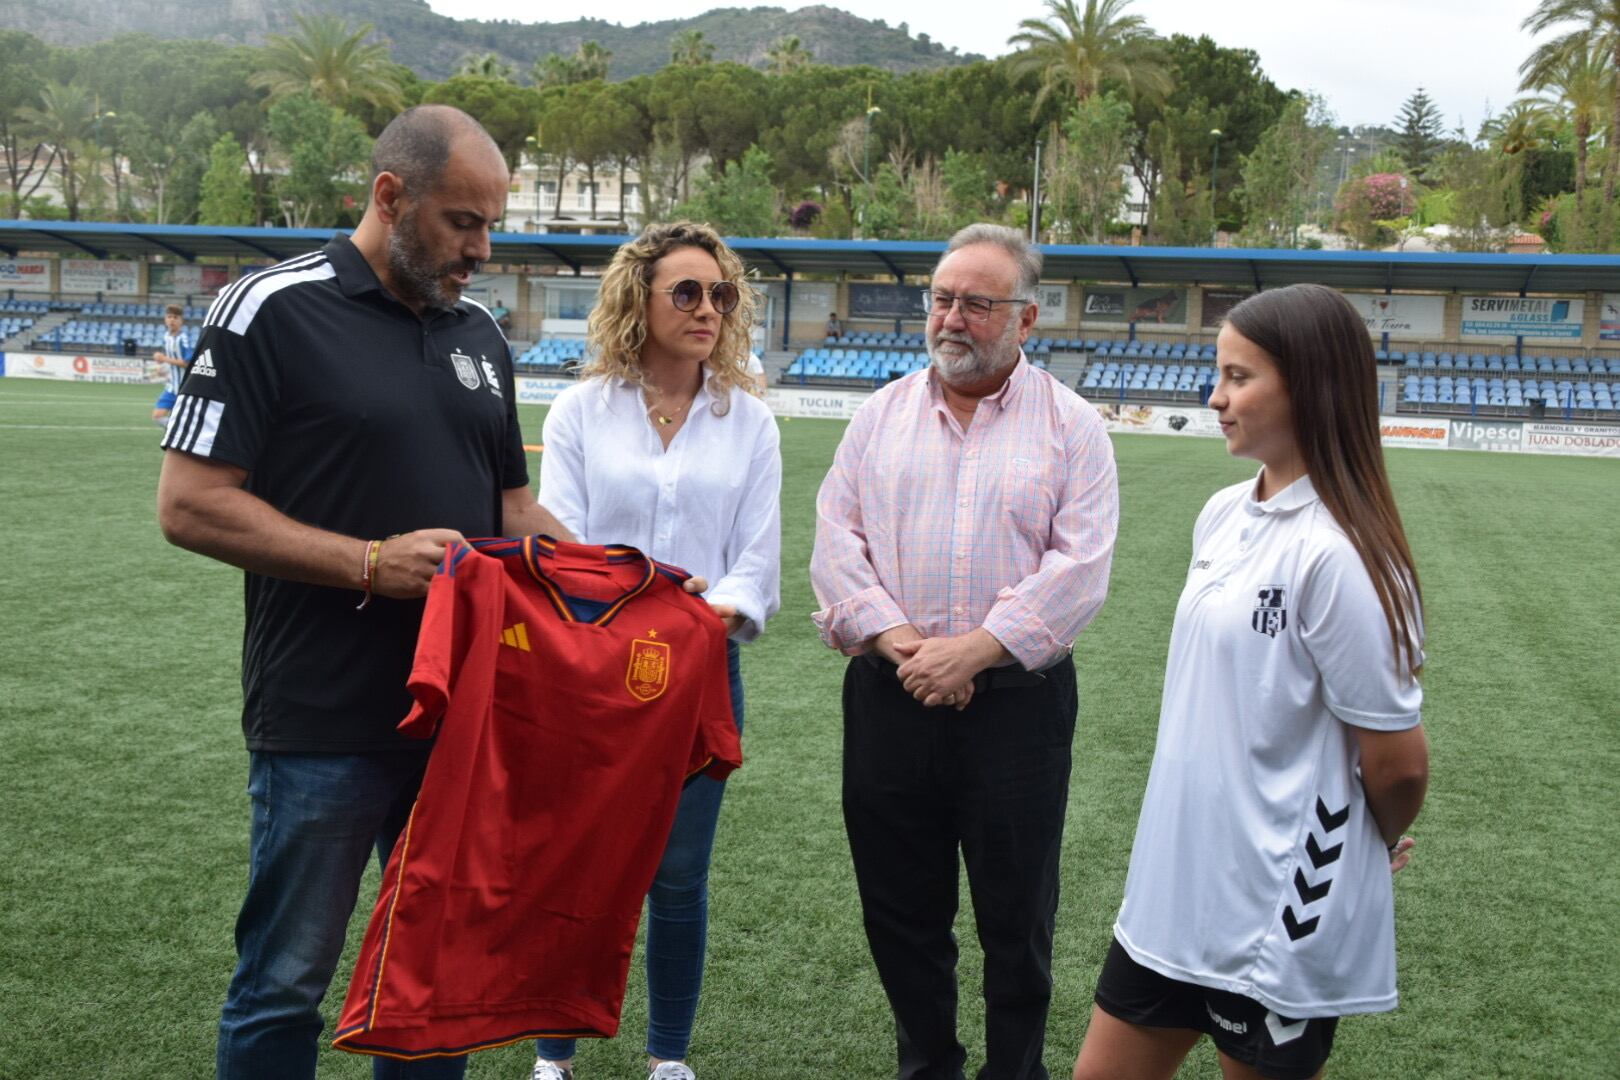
[582,220,758,414]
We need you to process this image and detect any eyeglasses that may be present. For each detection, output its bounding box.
[660,279,740,315]
[920,290,1029,323]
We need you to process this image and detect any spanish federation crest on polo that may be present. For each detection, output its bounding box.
[450,348,481,389]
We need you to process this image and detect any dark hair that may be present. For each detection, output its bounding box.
[1225,283,1423,678]
[163,304,183,317]
[371,105,497,198]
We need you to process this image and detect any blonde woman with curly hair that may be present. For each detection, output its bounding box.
[531,221,782,1080]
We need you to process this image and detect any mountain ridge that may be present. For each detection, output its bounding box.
[0,0,983,79]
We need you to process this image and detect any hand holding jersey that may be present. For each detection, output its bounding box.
[371,528,466,598]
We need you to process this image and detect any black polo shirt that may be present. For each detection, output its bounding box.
[162,234,529,753]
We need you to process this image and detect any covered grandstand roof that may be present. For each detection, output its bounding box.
[3,219,1618,295]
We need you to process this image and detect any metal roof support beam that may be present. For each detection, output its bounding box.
[780,271,794,352]
[134,234,196,262]
[877,253,907,282]
[0,243,16,257]
[233,237,283,260]
[535,244,581,275]
[1249,261,1263,292]
[36,230,105,259]
[1519,265,1538,297]
[1118,256,1139,287]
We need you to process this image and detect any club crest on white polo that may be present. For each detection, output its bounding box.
[1252,585,1287,637]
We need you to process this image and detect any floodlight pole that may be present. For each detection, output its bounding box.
[1031,138,1043,243]
[1209,128,1222,246]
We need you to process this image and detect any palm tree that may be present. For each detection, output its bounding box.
[766,35,813,75]
[251,13,404,113]
[1479,99,1560,155]
[456,52,515,81]
[17,81,98,220]
[1520,39,1613,213]
[1521,0,1620,204]
[670,30,714,67]
[576,41,613,81]
[1006,0,1171,115]
[532,42,610,89]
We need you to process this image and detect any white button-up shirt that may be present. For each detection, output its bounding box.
[539,372,782,641]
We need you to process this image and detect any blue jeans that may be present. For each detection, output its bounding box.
[538,640,744,1063]
[216,751,466,1080]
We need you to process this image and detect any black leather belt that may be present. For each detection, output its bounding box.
[861,653,1061,693]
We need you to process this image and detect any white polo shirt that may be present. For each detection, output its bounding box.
[1114,472,1423,1018]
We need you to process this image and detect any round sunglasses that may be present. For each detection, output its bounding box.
[659,278,740,315]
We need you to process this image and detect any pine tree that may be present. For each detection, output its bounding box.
[1393,87,1444,179]
[197,134,254,226]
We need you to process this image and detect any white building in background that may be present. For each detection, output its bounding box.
[505,157,645,234]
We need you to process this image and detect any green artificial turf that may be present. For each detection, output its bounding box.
[0,379,1615,1078]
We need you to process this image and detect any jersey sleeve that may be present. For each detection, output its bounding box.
[400,543,486,739]
[1297,537,1423,732]
[687,615,741,782]
[158,309,280,469]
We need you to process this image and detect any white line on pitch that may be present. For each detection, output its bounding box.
[0,423,157,431]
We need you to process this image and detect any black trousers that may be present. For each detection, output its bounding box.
[842,654,1078,1080]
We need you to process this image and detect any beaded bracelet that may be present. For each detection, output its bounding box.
[356,538,382,610]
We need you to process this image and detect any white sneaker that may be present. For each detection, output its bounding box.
[648,1064,695,1080]
[531,1062,573,1080]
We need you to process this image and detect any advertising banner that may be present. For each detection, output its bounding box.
[60,259,140,296]
[1447,418,1523,453]
[849,283,926,320]
[1461,295,1584,340]
[764,386,871,420]
[1095,403,1222,438]
[0,258,52,292]
[149,264,231,295]
[2,352,155,384]
[1082,287,1188,327]
[1201,289,1251,328]
[1522,421,1620,457]
[1346,293,1446,337]
[1378,418,1450,449]
[794,281,836,319]
[1600,293,1620,342]
[1034,283,1069,328]
[515,376,581,406]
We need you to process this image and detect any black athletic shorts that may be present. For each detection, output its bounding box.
[1094,938,1339,1080]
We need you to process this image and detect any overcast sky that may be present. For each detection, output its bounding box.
[426,0,1544,134]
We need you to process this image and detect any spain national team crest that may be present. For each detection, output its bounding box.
[627,636,671,702]
[449,349,480,389]
[1252,585,1288,637]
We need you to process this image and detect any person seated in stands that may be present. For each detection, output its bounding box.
[825,312,843,340]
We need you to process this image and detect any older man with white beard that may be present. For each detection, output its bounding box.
[810,224,1119,1080]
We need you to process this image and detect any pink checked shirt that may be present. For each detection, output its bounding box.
[811,356,1119,670]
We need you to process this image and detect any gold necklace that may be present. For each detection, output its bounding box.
[646,397,692,426]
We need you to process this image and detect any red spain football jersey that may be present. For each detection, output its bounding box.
[334,536,739,1061]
